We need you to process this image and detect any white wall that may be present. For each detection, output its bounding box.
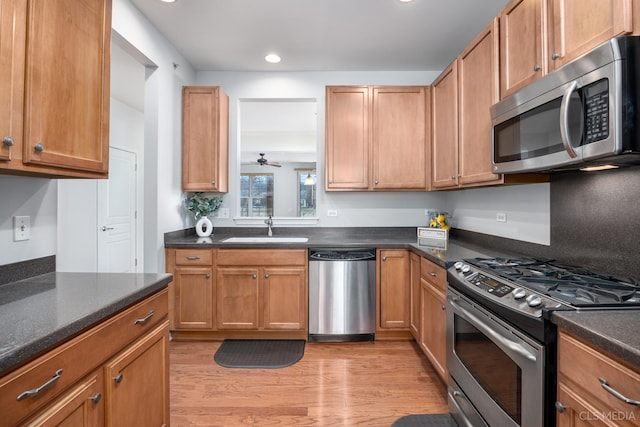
[0,176,57,264]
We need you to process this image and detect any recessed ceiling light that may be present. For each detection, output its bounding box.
[159,0,176,3]
[265,54,281,64]
[399,0,414,2]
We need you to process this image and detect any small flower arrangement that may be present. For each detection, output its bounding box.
[186,193,223,219]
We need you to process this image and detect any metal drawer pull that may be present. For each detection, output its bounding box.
[3,136,14,147]
[91,393,102,404]
[186,256,200,260]
[101,226,114,232]
[429,271,437,277]
[113,374,123,384]
[34,142,44,152]
[134,310,154,325]
[17,369,63,401]
[598,377,640,406]
[264,274,269,279]
[555,401,566,413]
[205,273,211,279]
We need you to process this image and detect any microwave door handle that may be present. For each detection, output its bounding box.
[559,80,579,158]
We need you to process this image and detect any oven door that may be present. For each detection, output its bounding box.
[447,288,545,427]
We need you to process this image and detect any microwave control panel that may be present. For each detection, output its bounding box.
[584,79,609,144]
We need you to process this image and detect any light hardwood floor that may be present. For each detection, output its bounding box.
[170,340,448,426]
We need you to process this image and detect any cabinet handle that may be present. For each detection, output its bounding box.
[101,226,114,232]
[374,180,379,184]
[555,401,566,413]
[3,136,14,147]
[328,180,333,184]
[264,273,269,279]
[91,393,102,404]
[429,271,437,277]
[382,256,387,261]
[134,310,154,325]
[16,369,63,401]
[211,180,216,185]
[441,305,446,311]
[205,273,211,279]
[551,52,560,60]
[533,64,541,72]
[252,274,257,279]
[34,142,44,152]
[113,374,123,384]
[186,256,200,260]
[451,175,456,180]
[598,377,640,406]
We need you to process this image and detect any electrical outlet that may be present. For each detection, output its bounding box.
[496,212,507,223]
[327,209,338,217]
[217,208,230,219]
[14,216,30,241]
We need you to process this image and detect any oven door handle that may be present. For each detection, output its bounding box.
[449,297,536,364]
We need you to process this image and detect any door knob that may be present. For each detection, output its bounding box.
[101,226,115,231]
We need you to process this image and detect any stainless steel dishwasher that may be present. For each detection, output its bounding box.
[308,248,376,342]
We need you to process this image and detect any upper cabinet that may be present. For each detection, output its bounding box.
[0,0,111,178]
[326,85,430,191]
[432,19,502,189]
[500,0,638,98]
[182,86,229,193]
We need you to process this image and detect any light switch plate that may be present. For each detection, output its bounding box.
[14,216,30,241]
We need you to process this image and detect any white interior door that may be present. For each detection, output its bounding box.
[98,147,137,272]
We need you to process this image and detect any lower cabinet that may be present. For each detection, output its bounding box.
[378,249,411,333]
[0,289,169,427]
[556,329,640,426]
[417,256,448,381]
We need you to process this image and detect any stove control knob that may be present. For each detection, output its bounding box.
[526,294,543,308]
[461,264,471,274]
[512,288,527,299]
[454,261,464,270]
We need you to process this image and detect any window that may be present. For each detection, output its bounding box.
[240,173,274,217]
[297,171,316,217]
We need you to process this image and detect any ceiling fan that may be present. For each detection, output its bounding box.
[256,153,282,167]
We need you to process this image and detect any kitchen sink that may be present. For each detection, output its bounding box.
[222,237,309,243]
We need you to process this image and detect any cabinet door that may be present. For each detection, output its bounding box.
[262,267,307,330]
[420,280,447,381]
[104,322,169,427]
[372,86,428,189]
[548,0,633,71]
[25,374,102,427]
[216,267,260,329]
[182,86,229,192]
[459,19,502,187]
[378,250,410,329]
[325,86,370,190]
[22,0,110,175]
[431,62,459,189]
[0,0,26,163]
[173,267,213,330]
[409,253,421,339]
[499,0,546,98]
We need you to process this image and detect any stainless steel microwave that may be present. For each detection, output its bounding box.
[491,36,640,174]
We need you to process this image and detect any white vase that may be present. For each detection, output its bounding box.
[195,215,213,237]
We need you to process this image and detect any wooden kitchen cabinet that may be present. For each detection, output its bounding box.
[325,86,430,191]
[168,249,215,330]
[556,329,640,426]
[432,19,501,189]
[215,249,308,336]
[182,86,229,192]
[500,0,638,98]
[409,253,421,339]
[377,249,411,331]
[104,321,170,427]
[499,0,547,98]
[0,289,169,427]
[0,0,111,178]
[418,257,447,381]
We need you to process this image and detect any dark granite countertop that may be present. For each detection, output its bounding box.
[164,226,507,268]
[551,310,640,369]
[0,272,172,376]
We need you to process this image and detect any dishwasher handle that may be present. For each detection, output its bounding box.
[309,248,376,261]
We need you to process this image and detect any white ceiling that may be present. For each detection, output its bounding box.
[129,0,510,72]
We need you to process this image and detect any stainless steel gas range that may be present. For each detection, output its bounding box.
[446,257,640,427]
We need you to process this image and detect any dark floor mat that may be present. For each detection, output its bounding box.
[213,339,305,368]
[390,414,457,427]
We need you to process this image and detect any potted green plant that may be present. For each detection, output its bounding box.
[186,193,223,237]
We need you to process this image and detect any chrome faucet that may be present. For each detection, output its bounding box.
[265,215,273,237]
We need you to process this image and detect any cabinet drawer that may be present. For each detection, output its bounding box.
[420,257,446,292]
[0,289,168,426]
[558,330,640,420]
[217,249,307,266]
[174,249,213,266]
